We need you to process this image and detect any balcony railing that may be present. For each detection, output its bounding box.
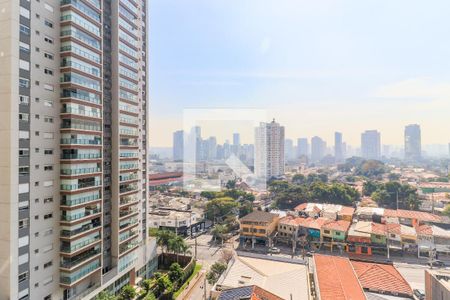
[61,193,100,206]
[119,229,138,242]
[119,218,138,230]
[120,195,139,206]
[61,88,101,105]
[61,153,101,160]
[61,248,101,269]
[61,208,101,221]
[61,234,101,253]
[119,173,138,182]
[61,107,101,118]
[61,167,101,176]
[60,221,101,238]
[119,239,140,255]
[60,259,100,285]
[119,185,138,194]
[61,180,101,191]
[119,208,138,218]
[61,138,101,145]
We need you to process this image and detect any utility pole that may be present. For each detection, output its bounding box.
[195,237,198,260]
[203,274,207,300]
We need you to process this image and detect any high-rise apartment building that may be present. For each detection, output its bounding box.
[311,136,326,163]
[233,133,240,146]
[297,138,309,158]
[0,0,157,299]
[334,132,343,163]
[404,124,421,161]
[255,119,285,179]
[284,138,294,161]
[173,130,184,161]
[361,130,381,160]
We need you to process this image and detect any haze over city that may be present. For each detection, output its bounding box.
[150,0,450,147]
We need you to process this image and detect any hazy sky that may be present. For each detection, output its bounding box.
[149,0,450,147]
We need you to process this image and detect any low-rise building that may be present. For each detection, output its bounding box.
[320,220,351,251]
[239,211,280,248]
[294,202,355,221]
[417,224,450,257]
[425,269,450,300]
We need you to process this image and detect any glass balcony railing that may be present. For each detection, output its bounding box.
[61,13,100,36]
[62,107,101,118]
[60,221,101,238]
[60,248,101,269]
[60,28,101,50]
[119,218,138,230]
[120,195,139,206]
[119,184,138,194]
[61,167,101,176]
[61,88,101,105]
[61,193,101,206]
[119,229,138,242]
[60,259,100,284]
[60,138,101,145]
[119,163,139,170]
[61,208,101,221]
[119,239,139,255]
[61,59,101,77]
[60,180,101,191]
[119,207,138,218]
[60,234,101,253]
[61,153,101,160]
[60,0,101,23]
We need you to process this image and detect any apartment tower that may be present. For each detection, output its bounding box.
[404,124,421,162]
[254,119,285,179]
[361,130,381,160]
[0,0,157,299]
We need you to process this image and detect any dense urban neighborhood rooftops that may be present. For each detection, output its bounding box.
[216,285,284,300]
[240,211,279,223]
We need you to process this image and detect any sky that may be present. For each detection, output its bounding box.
[149,0,450,147]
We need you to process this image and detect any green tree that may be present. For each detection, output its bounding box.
[95,291,117,300]
[155,230,175,256]
[141,279,152,294]
[371,189,391,206]
[206,262,228,285]
[239,200,253,217]
[118,285,136,300]
[292,174,306,184]
[168,262,184,284]
[211,224,228,245]
[443,205,450,217]
[226,180,236,189]
[168,235,189,263]
[388,173,401,181]
[154,274,172,296]
[205,197,239,222]
[363,181,379,196]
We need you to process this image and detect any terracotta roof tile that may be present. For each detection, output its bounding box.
[322,220,351,232]
[384,209,441,223]
[351,261,413,297]
[294,203,308,211]
[314,254,366,300]
[339,206,356,216]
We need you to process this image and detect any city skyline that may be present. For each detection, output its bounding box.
[149,0,450,147]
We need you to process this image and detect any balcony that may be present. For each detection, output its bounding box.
[61,180,101,191]
[60,0,101,24]
[60,247,101,270]
[61,59,101,77]
[60,234,101,254]
[61,207,101,222]
[61,107,101,119]
[61,192,101,206]
[119,163,139,171]
[60,220,101,238]
[120,195,139,206]
[61,88,101,105]
[119,173,138,182]
[119,218,138,231]
[60,259,100,286]
[119,229,138,243]
[61,138,101,145]
[119,238,139,255]
[61,153,101,160]
[61,166,101,176]
[119,184,138,194]
[119,207,138,219]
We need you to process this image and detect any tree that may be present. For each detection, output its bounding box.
[154,274,172,296]
[292,174,306,184]
[95,291,117,300]
[371,190,391,206]
[206,262,227,284]
[118,285,136,300]
[363,181,379,196]
[212,224,228,245]
[168,234,189,263]
[239,200,253,217]
[155,230,175,256]
[205,197,239,222]
[168,262,184,284]
[443,205,450,217]
[388,173,401,181]
[226,180,236,189]
[141,279,152,294]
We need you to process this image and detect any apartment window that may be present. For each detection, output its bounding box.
[44,165,53,171]
[44,116,53,123]
[34,266,38,271]
[44,213,53,220]
[19,95,29,104]
[44,149,53,155]
[44,68,53,76]
[35,47,40,52]
[19,113,29,122]
[43,180,53,187]
[43,197,53,203]
[324,230,330,234]
[44,19,53,28]
[18,183,29,194]
[20,6,30,19]
[18,253,29,265]
[44,3,54,12]
[19,131,29,139]
[34,232,39,237]
[44,100,53,107]
[20,24,30,35]
[18,218,29,229]
[35,80,40,86]
[44,84,54,91]
[18,236,29,247]
[19,201,29,211]
[35,131,39,136]
[19,166,29,175]
[43,132,54,139]
[19,59,30,71]
[35,148,39,153]
[19,42,30,52]
[18,272,28,283]
[19,148,29,157]
[44,52,54,60]
[35,97,40,102]
[43,261,52,268]
[19,78,29,88]
[34,182,39,186]
[44,36,54,44]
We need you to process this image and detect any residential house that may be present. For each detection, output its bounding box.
[295,202,355,221]
[347,222,373,255]
[384,209,442,227]
[277,215,303,244]
[321,220,351,251]
[417,224,450,257]
[239,211,280,248]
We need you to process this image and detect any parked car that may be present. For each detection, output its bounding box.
[305,251,315,257]
[429,260,445,267]
[413,289,425,300]
[268,247,281,254]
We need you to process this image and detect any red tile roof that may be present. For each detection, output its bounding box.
[278,215,307,226]
[351,261,413,297]
[314,254,366,300]
[384,209,441,223]
[371,223,387,235]
[300,217,329,230]
[416,224,433,235]
[322,220,351,232]
[339,206,355,216]
[294,203,308,211]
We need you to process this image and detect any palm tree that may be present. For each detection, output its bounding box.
[155,230,175,265]
[168,235,188,263]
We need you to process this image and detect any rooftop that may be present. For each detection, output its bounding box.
[217,285,284,300]
[383,209,441,223]
[314,254,366,300]
[322,220,351,232]
[240,211,279,223]
[351,260,413,297]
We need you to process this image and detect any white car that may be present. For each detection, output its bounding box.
[268,247,281,254]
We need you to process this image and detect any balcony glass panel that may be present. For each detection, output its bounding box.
[61,88,101,105]
[61,0,101,23]
[60,259,100,284]
[61,11,100,36]
[61,26,101,49]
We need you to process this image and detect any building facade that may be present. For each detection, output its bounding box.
[172,130,184,161]
[311,136,326,163]
[254,119,285,179]
[404,124,421,161]
[334,132,343,163]
[296,138,308,159]
[0,0,156,299]
[361,130,381,160]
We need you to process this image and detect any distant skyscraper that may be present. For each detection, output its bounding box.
[334,132,343,162]
[173,130,184,161]
[297,138,309,158]
[285,139,294,160]
[404,124,422,161]
[361,130,381,160]
[311,136,326,163]
[255,119,285,178]
[207,136,217,160]
[233,133,241,146]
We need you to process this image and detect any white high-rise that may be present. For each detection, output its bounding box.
[361,130,381,160]
[255,119,285,179]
